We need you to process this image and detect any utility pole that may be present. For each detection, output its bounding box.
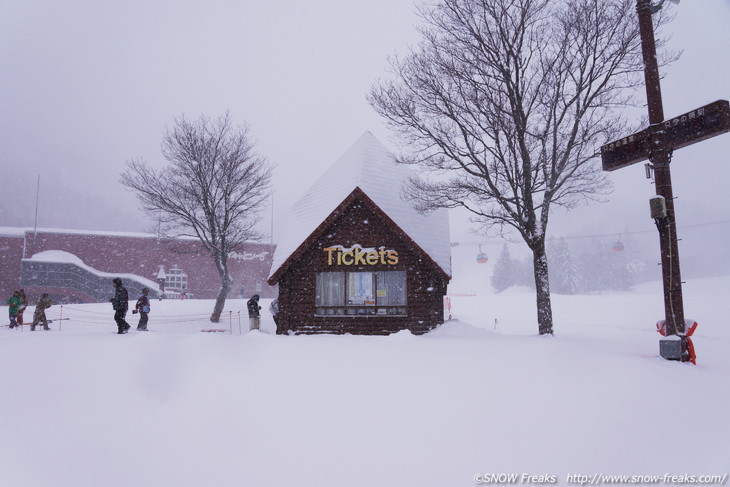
[601,0,730,362]
[33,175,40,246]
[636,0,685,337]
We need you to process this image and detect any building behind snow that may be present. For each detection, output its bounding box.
[0,227,276,304]
[268,131,451,335]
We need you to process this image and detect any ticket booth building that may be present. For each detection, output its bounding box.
[268,132,451,335]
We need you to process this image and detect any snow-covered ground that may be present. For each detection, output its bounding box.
[1,276,728,487]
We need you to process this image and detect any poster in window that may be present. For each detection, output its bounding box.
[348,272,374,305]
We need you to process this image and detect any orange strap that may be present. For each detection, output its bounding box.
[656,320,698,365]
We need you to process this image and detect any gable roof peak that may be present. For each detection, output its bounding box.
[268,132,451,281]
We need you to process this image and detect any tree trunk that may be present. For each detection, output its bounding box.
[532,243,554,335]
[209,247,233,323]
[210,279,231,323]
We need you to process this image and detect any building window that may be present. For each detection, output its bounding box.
[347,272,375,305]
[315,271,406,316]
[166,265,188,291]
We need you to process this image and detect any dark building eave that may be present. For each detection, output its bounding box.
[268,186,451,285]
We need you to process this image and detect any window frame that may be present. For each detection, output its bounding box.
[315,270,407,317]
[165,265,188,291]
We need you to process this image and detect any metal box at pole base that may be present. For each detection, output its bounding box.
[659,337,683,361]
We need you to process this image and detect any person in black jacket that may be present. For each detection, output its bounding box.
[110,277,130,334]
[247,294,261,331]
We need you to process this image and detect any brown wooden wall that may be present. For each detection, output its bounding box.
[276,199,448,335]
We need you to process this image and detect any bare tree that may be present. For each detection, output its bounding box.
[369,0,672,335]
[121,113,273,322]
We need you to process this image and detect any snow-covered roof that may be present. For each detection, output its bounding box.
[3,227,156,239]
[29,250,86,265]
[26,250,163,291]
[0,226,263,243]
[0,227,28,238]
[269,131,451,280]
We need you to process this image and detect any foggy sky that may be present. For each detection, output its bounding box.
[1,0,729,256]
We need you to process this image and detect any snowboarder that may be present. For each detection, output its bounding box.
[110,277,130,334]
[31,293,52,331]
[247,294,261,331]
[157,278,165,301]
[269,297,279,326]
[7,290,22,328]
[16,289,28,326]
[132,287,151,331]
[156,266,166,301]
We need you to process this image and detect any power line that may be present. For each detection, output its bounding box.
[451,219,730,247]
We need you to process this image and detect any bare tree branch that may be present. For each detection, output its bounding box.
[369,0,676,334]
[121,113,273,322]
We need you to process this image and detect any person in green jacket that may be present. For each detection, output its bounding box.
[7,290,22,329]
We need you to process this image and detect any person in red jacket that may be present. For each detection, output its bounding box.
[16,289,28,325]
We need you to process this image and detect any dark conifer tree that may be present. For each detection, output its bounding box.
[491,244,515,293]
[549,237,579,295]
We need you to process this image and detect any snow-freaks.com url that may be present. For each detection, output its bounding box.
[472,473,728,485]
[565,474,728,485]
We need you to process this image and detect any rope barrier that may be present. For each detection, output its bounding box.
[3,308,252,328]
[4,301,258,332]
[58,306,219,319]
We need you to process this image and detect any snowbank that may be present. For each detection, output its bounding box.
[1,277,728,487]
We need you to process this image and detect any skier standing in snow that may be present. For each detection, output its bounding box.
[269,297,279,326]
[7,290,22,328]
[16,289,28,326]
[31,293,52,331]
[157,277,165,301]
[110,277,131,334]
[247,294,261,331]
[132,287,151,331]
